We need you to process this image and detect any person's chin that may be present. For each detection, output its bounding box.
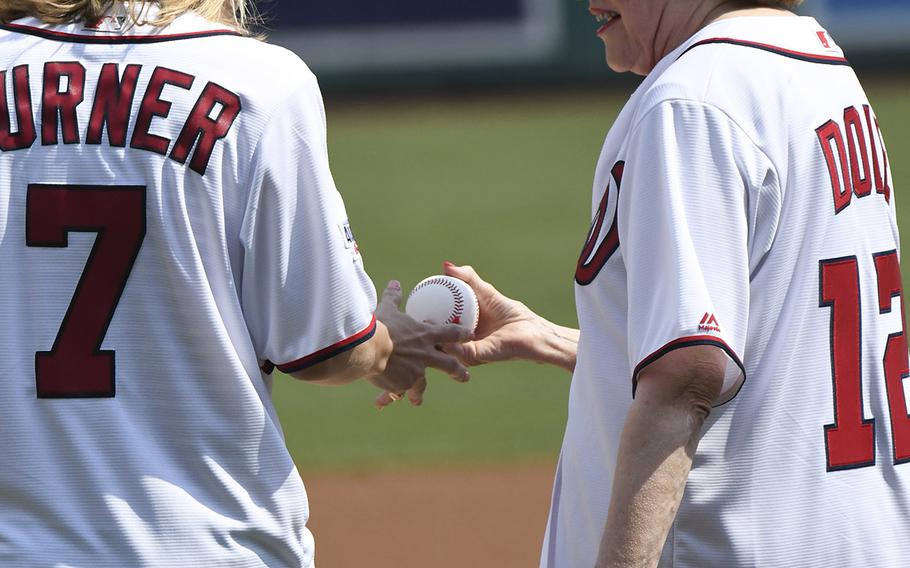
[606,49,651,76]
[603,39,633,73]
[604,51,631,74]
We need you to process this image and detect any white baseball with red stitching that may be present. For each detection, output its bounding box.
[405,275,479,331]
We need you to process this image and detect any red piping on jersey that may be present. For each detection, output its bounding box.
[632,334,746,405]
[680,37,850,66]
[266,315,378,375]
[0,22,241,44]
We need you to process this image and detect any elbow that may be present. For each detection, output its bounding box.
[634,345,729,427]
[678,355,726,423]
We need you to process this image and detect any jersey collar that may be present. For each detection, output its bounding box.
[1,4,240,44]
[672,16,847,67]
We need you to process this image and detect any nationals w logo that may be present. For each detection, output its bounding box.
[575,161,624,285]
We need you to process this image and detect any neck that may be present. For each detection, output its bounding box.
[653,2,797,67]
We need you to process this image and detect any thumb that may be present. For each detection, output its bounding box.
[443,262,494,300]
[429,323,474,345]
[380,279,403,308]
[441,340,489,367]
[443,261,479,287]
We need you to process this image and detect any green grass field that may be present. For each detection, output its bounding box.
[272,78,910,473]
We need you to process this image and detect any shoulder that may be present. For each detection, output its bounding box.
[631,17,849,140]
[201,35,319,96]
[633,44,781,133]
[174,35,324,143]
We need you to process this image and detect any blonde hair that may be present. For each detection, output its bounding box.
[0,1,257,34]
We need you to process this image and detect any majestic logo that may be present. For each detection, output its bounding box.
[816,31,831,49]
[698,313,721,333]
[575,161,624,286]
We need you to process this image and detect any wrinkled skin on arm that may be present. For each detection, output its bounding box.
[596,345,727,568]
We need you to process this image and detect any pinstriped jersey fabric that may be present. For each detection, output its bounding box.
[543,16,909,568]
[0,7,376,567]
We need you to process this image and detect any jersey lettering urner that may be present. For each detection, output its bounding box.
[815,104,891,213]
[0,62,241,175]
[0,12,359,566]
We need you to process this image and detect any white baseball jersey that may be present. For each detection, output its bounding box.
[543,16,910,568]
[0,6,376,567]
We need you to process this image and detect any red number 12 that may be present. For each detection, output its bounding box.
[820,251,910,470]
[26,184,146,398]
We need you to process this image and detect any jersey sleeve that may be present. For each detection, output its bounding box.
[619,100,774,404]
[240,71,377,374]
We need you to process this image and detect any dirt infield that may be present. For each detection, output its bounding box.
[305,462,556,567]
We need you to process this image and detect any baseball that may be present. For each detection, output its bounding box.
[405,275,479,332]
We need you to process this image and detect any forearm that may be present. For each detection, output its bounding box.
[533,318,579,372]
[288,322,393,385]
[596,394,704,567]
[596,345,724,567]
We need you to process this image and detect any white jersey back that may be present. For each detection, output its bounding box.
[544,17,910,567]
[0,9,376,567]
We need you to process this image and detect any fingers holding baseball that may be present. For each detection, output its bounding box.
[443,262,503,318]
[408,321,472,382]
[443,262,493,301]
[378,279,403,310]
[441,262,525,336]
[439,262,556,366]
[426,322,474,347]
[426,342,471,382]
[375,331,471,387]
[371,301,472,408]
[441,336,501,367]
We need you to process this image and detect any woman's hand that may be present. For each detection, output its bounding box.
[371,280,473,408]
[441,263,579,372]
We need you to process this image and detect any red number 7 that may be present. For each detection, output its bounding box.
[26,184,146,398]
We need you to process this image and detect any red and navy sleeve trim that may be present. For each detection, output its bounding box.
[263,315,378,375]
[632,334,746,404]
[680,37,850,66]
[0,22,241,44]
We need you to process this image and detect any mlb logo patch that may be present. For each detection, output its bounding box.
[339,220,360,257]
[339,221,355,247]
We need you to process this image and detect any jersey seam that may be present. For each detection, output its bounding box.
[680,37,849,66]
[632,335,747,407]
[622,98,782,270]
[270,315,378,374]
[627,98,779,176]
[239,73,321,251]
[238,74,335,371]
[621,101,757,408]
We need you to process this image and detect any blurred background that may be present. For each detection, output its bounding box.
[254,1,910,566]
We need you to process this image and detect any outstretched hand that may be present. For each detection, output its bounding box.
[371,280,473,409]
[441,262,579,372]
